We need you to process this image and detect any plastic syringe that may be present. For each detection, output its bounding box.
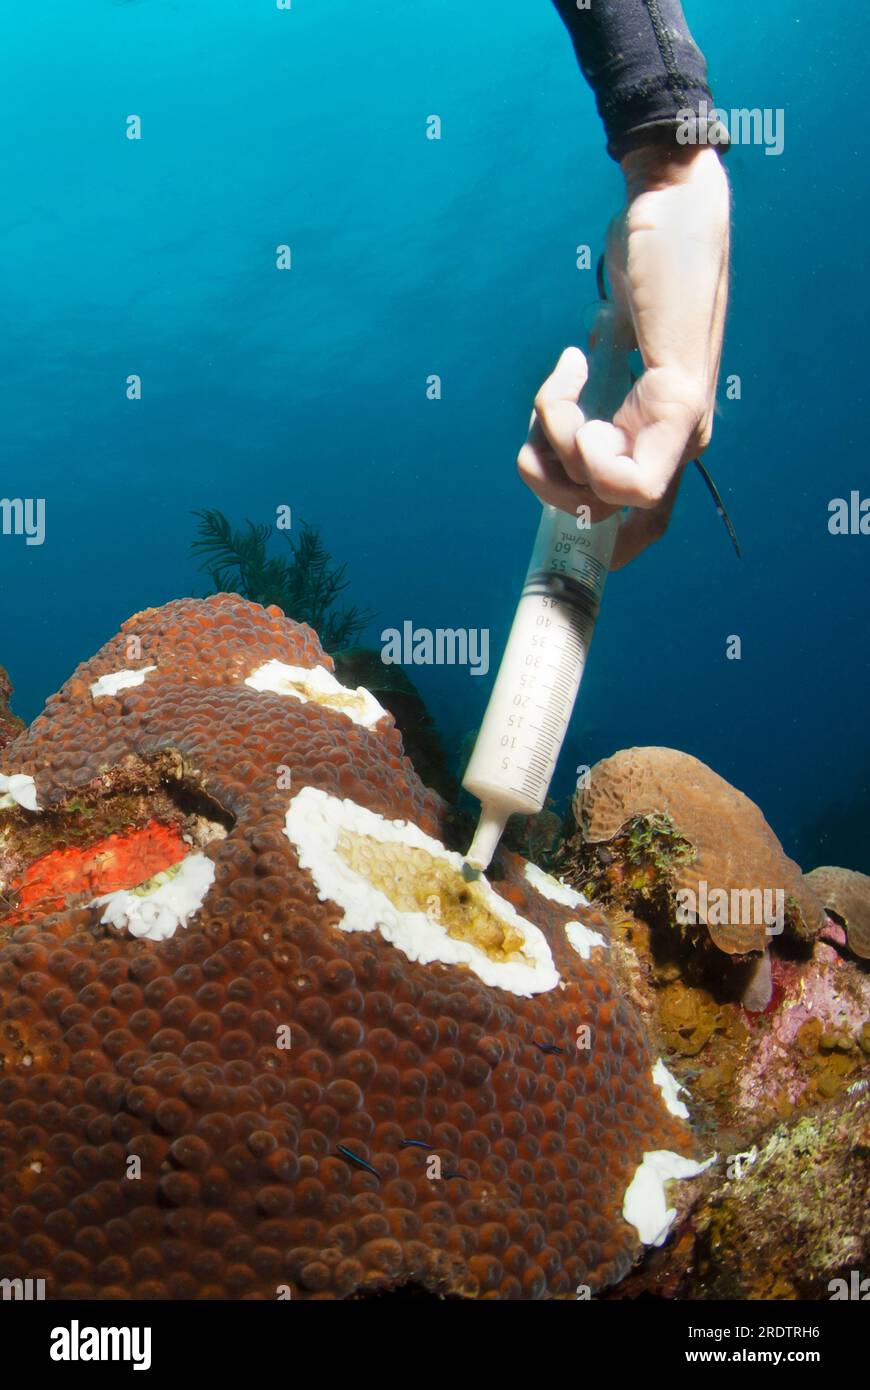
[463,302,632,871]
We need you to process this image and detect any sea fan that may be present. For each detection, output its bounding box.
[191,509,372,652]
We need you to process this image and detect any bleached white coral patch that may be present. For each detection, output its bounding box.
[564,920,608,960]
[523,865,605,958]
[285,785,559,997]
[245,660,386,728]
[524,862,589,909]
[0,773,40,812]
[90,666,157,699]
[623,1150,716,1247]
[653,1058,691,1119]
[93,853,215,942]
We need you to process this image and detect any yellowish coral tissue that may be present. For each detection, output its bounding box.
[284,785,559,997]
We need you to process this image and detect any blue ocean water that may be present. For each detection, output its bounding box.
[1,1,867,869]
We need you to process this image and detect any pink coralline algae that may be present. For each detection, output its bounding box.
[736,942,870,1114]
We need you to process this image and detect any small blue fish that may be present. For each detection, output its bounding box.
[337,1145,380,1179]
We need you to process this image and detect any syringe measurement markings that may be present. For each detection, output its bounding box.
[526,731,557,750]
[519,747,556,770]
[521,745,558,770]
[531,708,566,731]
[531,703,566,722]
[516,613,591,795]
[527,721,564,740]
[545,680,576,705]
[525,752,554,773]
[543,663,575,683]
[516,644,587,779]
[515,766,552,782]
[531,714,569,738]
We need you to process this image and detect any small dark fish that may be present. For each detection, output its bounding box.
[336,1145,380,1178]
[400,1139,430,1150]
[442,1170,465,1181]
[534,1040,567,1056]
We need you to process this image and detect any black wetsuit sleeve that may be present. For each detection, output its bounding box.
[551,0,724,161]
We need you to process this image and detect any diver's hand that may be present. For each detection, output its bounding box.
[518,145,730,569]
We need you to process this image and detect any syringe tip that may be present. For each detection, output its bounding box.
[465,806,509,873]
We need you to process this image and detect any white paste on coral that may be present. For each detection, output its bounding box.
[93,853,215,942]
[524,862,589,909]
[564,920,608,960]
[245,660,386,728]
[623,1150,716,1246]
[523,865,605,960]
[284,785,559,997]
[0,773,40,812]
[653,1058,691,1119]
[90,666,157,699]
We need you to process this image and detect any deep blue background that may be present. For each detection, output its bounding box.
[1,1,867,868]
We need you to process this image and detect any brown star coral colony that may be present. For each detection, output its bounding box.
[0,595,695,1300]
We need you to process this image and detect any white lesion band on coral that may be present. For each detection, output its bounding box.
[90,666,157,699]
[524,861,589,909]
[93,852,215,942]
[245,660,387,728]
[285,785,559,997]
[652,1058,691,1119]
[564,920,608,960]
[623,1150,716,1247]
[523,864,606,960]
[0,773,40,812]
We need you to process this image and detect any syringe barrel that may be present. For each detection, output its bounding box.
[462,303,631,826]
[461,513,617,817]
